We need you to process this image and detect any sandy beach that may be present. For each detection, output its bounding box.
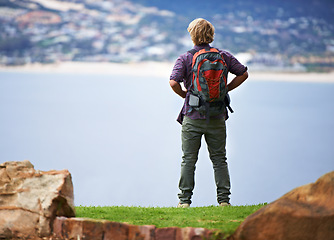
[1,61,334,83]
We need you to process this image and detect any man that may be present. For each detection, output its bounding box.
[169,18,248,208]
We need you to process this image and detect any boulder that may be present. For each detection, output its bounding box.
[230,171,334,240]
[53,217,156,240]
[52,217,222,240]
[0,160,75,239]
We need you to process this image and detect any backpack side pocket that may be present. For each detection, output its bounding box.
[189,94,200,107]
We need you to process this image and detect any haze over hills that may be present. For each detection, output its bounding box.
[0,0,333,71]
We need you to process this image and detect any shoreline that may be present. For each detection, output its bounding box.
[0,61,334,83]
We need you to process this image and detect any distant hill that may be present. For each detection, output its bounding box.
[137,0,334,72]
[136,0,334,21]
[0,0,333,71]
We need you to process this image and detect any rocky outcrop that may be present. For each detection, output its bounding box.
[52,217,222,240]
[0,161,223,240]
[230,171,334,240]
[2,160,333,240]
[0,160,75,239]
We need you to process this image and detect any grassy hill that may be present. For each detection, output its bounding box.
[76,204,267,237]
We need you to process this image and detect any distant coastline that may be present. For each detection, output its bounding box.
[0,61,334,83]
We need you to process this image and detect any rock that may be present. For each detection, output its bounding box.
[155,227,222,240]
[53,217,223,240]
[53,217,157,240]
[0,160,75,239]
[230,171,334,240]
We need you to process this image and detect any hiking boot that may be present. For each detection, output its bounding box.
[177,203,190,208]
[219,202,231,207]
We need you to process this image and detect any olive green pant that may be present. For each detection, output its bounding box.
[178,116,231,204]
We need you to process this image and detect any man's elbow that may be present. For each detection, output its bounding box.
[243,71,249,80]
[169,80,179,88]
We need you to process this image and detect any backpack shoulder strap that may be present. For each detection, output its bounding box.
[188,48,213,57]
[187,49,198,56]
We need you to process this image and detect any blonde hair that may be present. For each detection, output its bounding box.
[187,18,215,45]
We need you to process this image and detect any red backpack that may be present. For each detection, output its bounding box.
[188,48,232,117]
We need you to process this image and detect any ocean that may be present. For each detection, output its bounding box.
[0,71,333,207]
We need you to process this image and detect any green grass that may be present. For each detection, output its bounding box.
[75,203,266,237]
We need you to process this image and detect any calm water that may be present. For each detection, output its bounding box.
[0,71,333,207]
